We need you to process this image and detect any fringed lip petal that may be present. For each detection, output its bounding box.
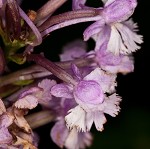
[15,95,38,109]
[107,23,143,55]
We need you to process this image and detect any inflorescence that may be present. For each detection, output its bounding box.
[0,0,143,148]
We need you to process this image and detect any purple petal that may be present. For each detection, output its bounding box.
[38,79,56,91]
[102,0,137,23]
[60,39,87,61]
[19,87,41,99]
[32,132,39,147]
[74,80,104,105]
[98,51,134,74]
[0,127,12,144]
[93,25,111,51]
[38,79,56,102]
[62,98,77,115]
[71,64,82,80]
[97,48,122,66]
[83,20,105,41]
[50,119,68,148]
[0,113,14,128]
[78,131,93,148]
[51,84,73,98]
[72,0,86,10]
[84,68,117,93]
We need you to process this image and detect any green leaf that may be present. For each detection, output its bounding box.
[13,79,34,86]
[8,54,26,64]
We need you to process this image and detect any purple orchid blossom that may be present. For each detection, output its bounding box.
[60,39,134,74]
[50,99,92,149]
[51,66,120,132]
[73,0,143,55]
[51,120,92,149]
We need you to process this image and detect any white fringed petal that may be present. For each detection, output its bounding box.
[115,23,143,54]
[107,23,143,55]
[15,95,38,109]
[65,106,86,132]
[86,112,94,131]
[94,111,107,131]
[86,111,107,131]
[104,93,122,117]
[123,19,138,31]
[107,25,127,55]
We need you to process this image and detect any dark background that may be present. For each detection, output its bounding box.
[20,0,149,149]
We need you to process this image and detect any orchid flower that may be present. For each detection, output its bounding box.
[73,0,143,55]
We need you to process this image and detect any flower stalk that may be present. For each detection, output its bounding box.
[26,54,77,85]
[34,0,68,24]
[39,9,100,32]
[26,110,55,129]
